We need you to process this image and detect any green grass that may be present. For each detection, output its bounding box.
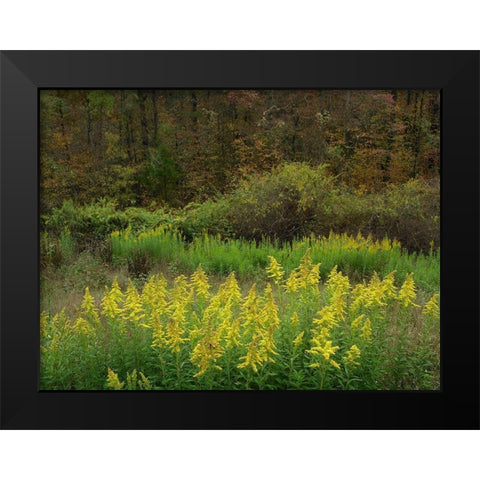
[110,228,440,293]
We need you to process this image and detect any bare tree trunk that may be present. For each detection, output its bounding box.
[150,90,158,146]
[85,93,92,146]
[138,90,149,159]
[57,97,70,162]
[413,90,425,177]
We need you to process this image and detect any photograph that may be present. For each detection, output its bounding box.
[39,88,441,391]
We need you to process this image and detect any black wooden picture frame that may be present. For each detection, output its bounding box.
[1,51,478,429]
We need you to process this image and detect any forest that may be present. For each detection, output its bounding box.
[40,89,440,391]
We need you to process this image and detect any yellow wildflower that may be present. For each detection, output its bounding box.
[285,269,301,293]
[126,369,137,390]
[308,336,341,370]
[361,318,372,340]
[166,300,187,353]
[326,266,350,298]
[329,360,341,369]
[397,273,419,307]
[107,368,124,390]
[266,255,284,284]
[224,315,242,349]
[151,317,166,349]
[191,334,224,377]
[423,294,440,320]
[351,314,365,332]
[310,340,339,361]
[123,281,145,323]
[241,284,260,328]
[102,278,124,321]
[307,262,321,288]
[73,317,94,336]
[293,331,304,348]
[284,249,320,292]
[142,274,168,315]
[80,286,100,326]
[224,272,242,305]
[138,371,152,390]
[191,264,211,299]
[237,334,265,372]
[313,305,338,330]
[382,270,397,300]
[343,344,361,367]
[290,311,299,328]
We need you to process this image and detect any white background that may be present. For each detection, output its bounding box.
[1,1,478,478]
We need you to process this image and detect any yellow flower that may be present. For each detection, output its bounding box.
[73,317,94,336]
[284,249,320,292]
[423,294,440,320]
[266,255,284,284]
[138,371,152,390]
[318,340,339,360]
[343,344,361,367]
[80,286,100,326]
[142,274,168,315]
[313,305,338,330]
[329,360,341,369]
[102,277,124,321]
[170,275,193,307]
[152,317,166,349]
[224,272,242,305]
[307,262,321,288]
[285,269,301,293]
[191,334,224,377]
[191,264,211,299]
[361,318,372,340]
[123,369,152,390]
[290,312,299,328]
[398,273,419,307]
[382,270,397,300]
[293,331,304,348]
[351,314,365,332]
[326,266,350,298]
[238,334,265,372]
[166,301,187,353]
[241,284,260,328]
[308,337,340,368]
[224,315,242,349]
[123,281,145,323]
[107,368,124,390]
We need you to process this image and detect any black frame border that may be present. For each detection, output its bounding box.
[1,51,478,429]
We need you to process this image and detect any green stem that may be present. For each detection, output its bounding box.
[175,351,181,389]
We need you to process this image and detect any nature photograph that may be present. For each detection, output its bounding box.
[39,89,440,391]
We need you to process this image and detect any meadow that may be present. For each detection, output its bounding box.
[40,224,440,390]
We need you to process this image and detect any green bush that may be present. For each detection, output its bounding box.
[332,179,439,252]
[177,164,439,253]
[41,198,176,249]
[220,162,338,241]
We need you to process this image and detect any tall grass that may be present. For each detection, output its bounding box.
[110,228,440,292]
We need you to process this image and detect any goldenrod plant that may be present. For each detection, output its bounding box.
[40,251,440,390]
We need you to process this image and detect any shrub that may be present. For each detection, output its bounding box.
[222,162,338,241]
[41,198,176,249]
[177,164,439,253]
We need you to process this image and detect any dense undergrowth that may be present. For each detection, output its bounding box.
[41,163,440,253]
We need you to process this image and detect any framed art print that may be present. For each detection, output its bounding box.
[1,51,478,429]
